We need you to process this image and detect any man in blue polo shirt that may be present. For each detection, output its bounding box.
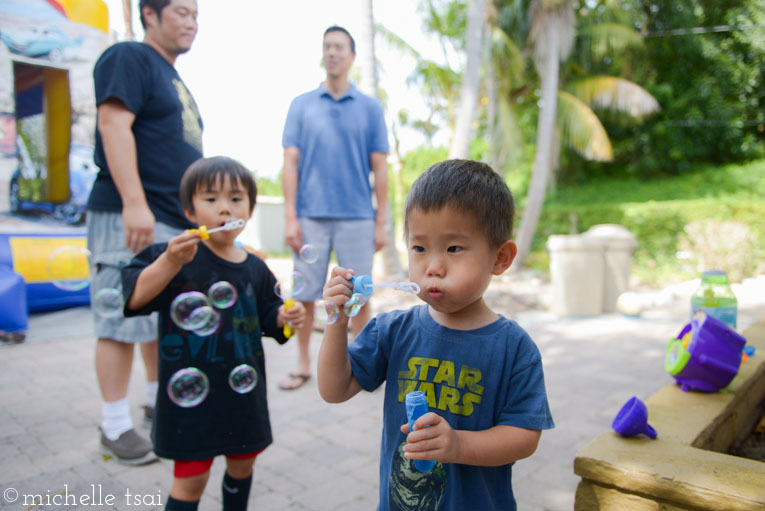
[279,25,389,390]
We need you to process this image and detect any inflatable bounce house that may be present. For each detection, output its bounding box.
[0,0,110,336]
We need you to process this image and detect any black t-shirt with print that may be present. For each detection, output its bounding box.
[88,42,203,229]
[122,243,288,460]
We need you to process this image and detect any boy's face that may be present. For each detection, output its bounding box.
[184,174,251,243]
[407,205,515,325]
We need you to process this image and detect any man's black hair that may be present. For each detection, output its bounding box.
[404,159,515,248]
[324,25,355,53]
[139,0,171,29]
[180,156,257,214]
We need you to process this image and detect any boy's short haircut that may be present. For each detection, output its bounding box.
[404,159,515,247]
[180,156,257,214]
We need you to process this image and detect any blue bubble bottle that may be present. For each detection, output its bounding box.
[405,391,436,473]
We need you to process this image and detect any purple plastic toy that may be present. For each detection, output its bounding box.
[612,396,657,439]
[665,311,747,392]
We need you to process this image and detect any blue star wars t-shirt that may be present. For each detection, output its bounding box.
[88,42,203,229]
[348,305,554,511]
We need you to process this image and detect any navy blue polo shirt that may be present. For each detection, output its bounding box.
[282,83,388,219]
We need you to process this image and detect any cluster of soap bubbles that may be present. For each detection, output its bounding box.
[169,281,238,336]
[167,363,259,407]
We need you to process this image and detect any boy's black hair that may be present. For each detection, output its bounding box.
[404,159,515,248]
[180,156,257,214]
[324,25,356,53]
[139,0,171,29]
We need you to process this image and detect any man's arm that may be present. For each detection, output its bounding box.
[97,99,155,254]
[370,152,388,252]
[282,146,302,253]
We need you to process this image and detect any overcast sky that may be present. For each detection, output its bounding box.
[102,0,448,180]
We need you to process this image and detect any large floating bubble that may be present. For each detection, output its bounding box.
[192,307,220,337]
[228,364,258,394]
[167,367,209,408]
[344,293,365,318]
[170,291,210,330]
[93,288,124,318]
[323,300,339,325]
[208,281,238,309]
[274,271,306,299]
[299,244,319,264]
[47,245,91,291]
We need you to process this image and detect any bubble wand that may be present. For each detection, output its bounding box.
[339,275,421,318]
[188,218,245,240]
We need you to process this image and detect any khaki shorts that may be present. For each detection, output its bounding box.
[87,211,182,343]
[292,218,375,302]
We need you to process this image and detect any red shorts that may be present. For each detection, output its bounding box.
[174,449,264,478]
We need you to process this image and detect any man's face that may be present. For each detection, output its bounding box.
[145,0,198,56]
[322,30,354,79]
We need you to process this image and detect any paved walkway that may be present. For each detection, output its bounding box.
[1,255,763,510]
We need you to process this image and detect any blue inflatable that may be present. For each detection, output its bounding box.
[0,232,90,315]
[0,265,27,332]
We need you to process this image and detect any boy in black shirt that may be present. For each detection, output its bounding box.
[122,156,305,510]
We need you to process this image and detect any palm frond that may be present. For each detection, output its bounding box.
[490,26,525,91]
[567,76,660,117]
[578,23,644,60]
[557,90,613,161]
[375,23,422,59]
[492,93,525,167]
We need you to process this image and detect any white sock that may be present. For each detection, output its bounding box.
[145,381,158,408]
[101,398,132,441]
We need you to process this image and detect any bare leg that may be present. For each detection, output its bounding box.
[95,338,134,401]
[139,340,158,383]
[279,301,314,389]
[170,471,210,502]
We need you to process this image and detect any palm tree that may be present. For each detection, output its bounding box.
[122,0,134,40]
[513,0,576,269]
[450,0,486,158]
[359,0,405,279]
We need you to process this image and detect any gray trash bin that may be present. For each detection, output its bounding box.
[582,224,638,313]
[546,235,605,316]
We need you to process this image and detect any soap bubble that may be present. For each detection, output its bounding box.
[192,307,220,337]
[299,244,319,264]
[170,291,210,330]
[344,293,366,318]
[208,281,238,309]
[323,301,339,325]
[228,364,258,394]
[167,367,209,408]
[93,288,124,318]
[47,245,91,291]
[274,271,306,299]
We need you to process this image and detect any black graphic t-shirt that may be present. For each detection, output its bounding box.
[88,42,203,229]
[122,243,287,460]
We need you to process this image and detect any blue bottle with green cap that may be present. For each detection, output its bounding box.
[690,269,737,330]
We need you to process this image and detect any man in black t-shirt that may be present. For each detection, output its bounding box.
[86,0,203,465]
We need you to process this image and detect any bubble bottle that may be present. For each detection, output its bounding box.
[405,391,436,473]
[690,269,737,330]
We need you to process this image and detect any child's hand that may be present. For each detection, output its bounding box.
[322,266,356,310]
[165,231,201,267]
[277,300,306,330]
[401,412,461,464]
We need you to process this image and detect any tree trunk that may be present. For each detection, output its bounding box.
[449,0,485,159]
[359,0,405,280]
[122,0,134,41]
[514,29,560,269]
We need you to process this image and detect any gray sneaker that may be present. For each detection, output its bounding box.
[142,405,154,427]
[100,428,157,465]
